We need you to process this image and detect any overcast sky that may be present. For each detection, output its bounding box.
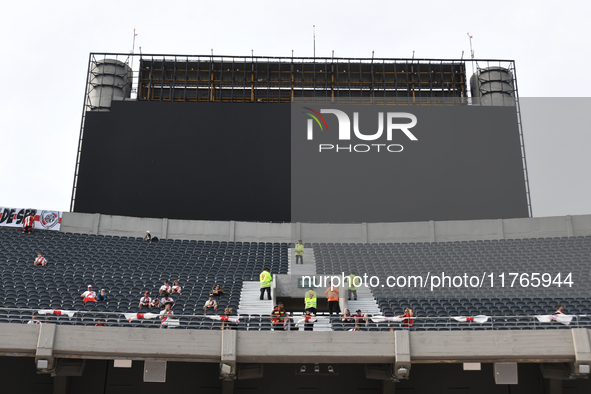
[1,0,589,219]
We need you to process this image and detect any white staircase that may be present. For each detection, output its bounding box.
[287,247,316,276]
[237,246,380,331]
[237,281,273,316]
[346,286,381,316]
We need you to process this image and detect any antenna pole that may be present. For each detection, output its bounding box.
[130,29,138,69]
[467,32,475,76]
[313,25,316,58]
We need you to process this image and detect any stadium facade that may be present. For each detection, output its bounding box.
[1,53,589,393]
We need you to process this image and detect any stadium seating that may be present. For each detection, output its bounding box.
[0,227,288,327]
[313,237,591,320]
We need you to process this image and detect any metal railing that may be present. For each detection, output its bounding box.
[2,308,588,331]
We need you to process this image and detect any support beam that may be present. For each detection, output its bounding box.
[93,213,100,235]
[497,218,504,239]
[566,215,574,237]
[229,220,235,242]
[394,330,410,377]
[161,218,168,239]
[222,380,234,394]
[221,329,237,380]
[571,328,591,373]
[36,323,57,371]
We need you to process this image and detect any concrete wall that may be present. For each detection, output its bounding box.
[2,323,590,365]
[60,212,591,243]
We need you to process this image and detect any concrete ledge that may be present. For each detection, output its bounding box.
[0,324,584,365]
[60,212,591,244]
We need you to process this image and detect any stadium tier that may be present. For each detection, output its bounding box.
[0,227,287,328]
[314,238,591,317]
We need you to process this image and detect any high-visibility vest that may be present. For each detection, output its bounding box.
[304,290,317,308]
[348,274,357,290]
[324,287,339,301]
[295,243,304,256]
[260,271,272,288]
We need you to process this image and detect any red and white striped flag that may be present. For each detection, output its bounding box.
[208,315,240,323]
[453,316,489,323]
[123,312,159,321]
[38,309,76,318]
[295,316,318,327]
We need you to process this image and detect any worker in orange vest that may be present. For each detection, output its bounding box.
[323,285,340,316]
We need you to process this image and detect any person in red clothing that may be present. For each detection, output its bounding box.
[396,307,415,330]
[22,214,35,234]
[270,302,287,331]
[95,319,107,327]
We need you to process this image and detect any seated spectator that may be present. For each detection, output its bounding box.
[96,289,109,302]
[221,308,235,330]
[45,317,52,324]
[555,305,565,315]
[303,310,316,331]
[396,307,414,330]
[160,292,174,307]
[27,316,40,325]
[144,231,159,244]
[159,280,171,294]
[33,253,47,267]
[81,285,97,306]
[203,294,218,315]
[22,214,35,234]
[341,309,354,328]
[95,319,107,327]
[353,309,368,326]
[211,284,225,299]
[271,302,287,331]
[171,280,182,294]
[160,304,174,328]
[151,296,160,309]
[139,291,152,310]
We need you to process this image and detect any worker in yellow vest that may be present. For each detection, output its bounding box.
[347,272,357,301]
[295,240,304,264]
[304,287,317,314]
[259,268,272,300]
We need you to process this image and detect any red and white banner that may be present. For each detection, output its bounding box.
[124,312,160,321]
[370,316,406,323]
[208,315,240,324]
[535,314,574,325]
[453,316,489,324]
[38,310,77,318]
[0,206,62,231]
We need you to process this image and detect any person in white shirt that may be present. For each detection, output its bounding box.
[171,280,181,294]
[203,294,218,315]
[139,291,152,310]
[27,316,41,324]
[160,304,174,327]
[159,280,171,294]
[33,253,47,267]
[160,292,174,307]
[81,285,96,300]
